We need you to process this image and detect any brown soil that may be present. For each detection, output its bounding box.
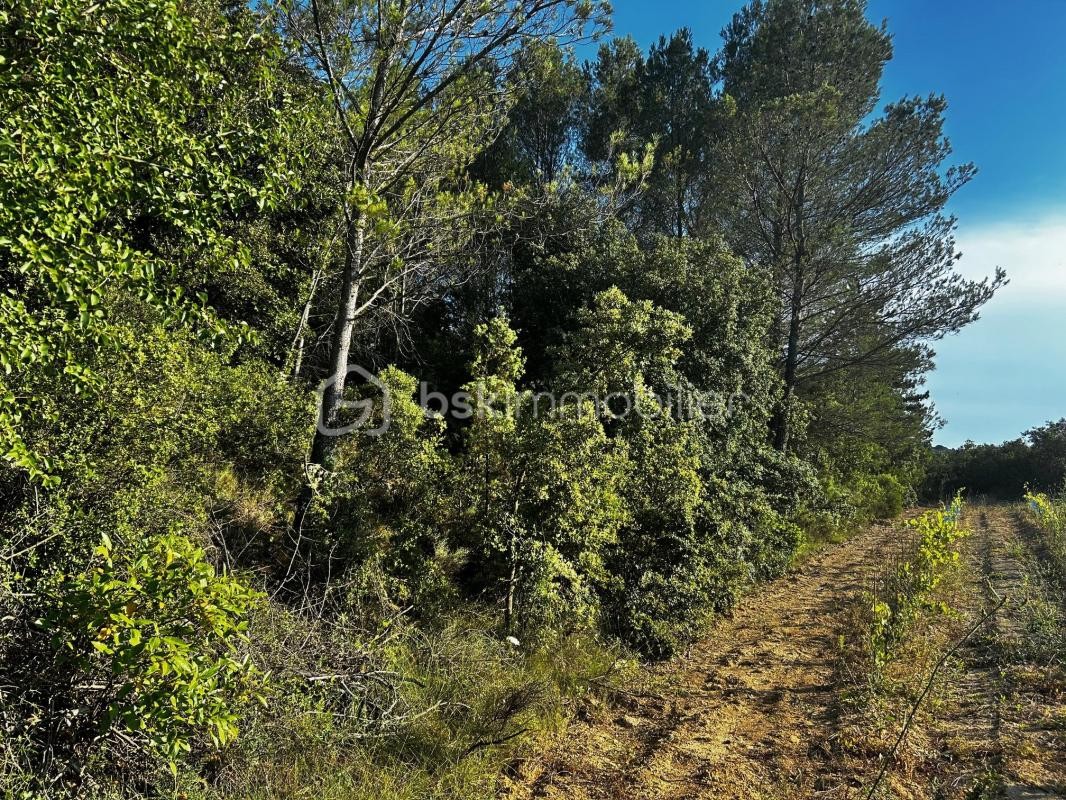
[929,507,1066,799]
[501,523,897,800]
[500,509,1066,800]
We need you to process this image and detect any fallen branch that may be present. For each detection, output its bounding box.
[864,593,1008,800]
[462,726,529,757]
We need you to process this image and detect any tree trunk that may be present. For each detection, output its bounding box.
[773,258,804,453]
[286,267,321,379]
[676,176,685,239]
[309,210,367,471]
[287,210,367,588]
[503,559,517,633]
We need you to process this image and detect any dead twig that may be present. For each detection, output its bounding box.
[864,593,1008,800]
[462,726,529,757]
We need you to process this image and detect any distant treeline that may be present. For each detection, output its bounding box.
[922,419,1066,501]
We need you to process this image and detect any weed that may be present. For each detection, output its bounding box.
[866,494,969,677]
[1024,488,1066,585]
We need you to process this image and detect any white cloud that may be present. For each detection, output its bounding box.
[928,211,1066,445]
[953,212,1066,303]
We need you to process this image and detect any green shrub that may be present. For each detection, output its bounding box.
[794,470,906,560]
[314,366,454,609]
[49,531,263,763]
[858,473,906,520]
[792,474,863,554]
[456,317,628,638]
[867,493,966,673]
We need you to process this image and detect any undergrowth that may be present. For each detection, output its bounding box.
[1024,487,1066,581]
[833,496,970,785]
[185,611,631,800]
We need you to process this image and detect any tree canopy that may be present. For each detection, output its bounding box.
[0,0,1007,795]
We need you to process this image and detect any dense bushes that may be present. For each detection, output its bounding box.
[0,321,308,792]
[0,0,981,795]
[303,302,800,658]
[0,0,300,482]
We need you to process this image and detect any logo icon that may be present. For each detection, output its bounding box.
[316,364,391,437]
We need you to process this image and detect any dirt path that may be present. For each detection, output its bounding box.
[501,523,901,800]
[925,506,1029,797]
[930,507,1066,799]
[502,509,1066,800]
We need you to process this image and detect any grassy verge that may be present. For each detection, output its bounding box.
[170,610,634,800]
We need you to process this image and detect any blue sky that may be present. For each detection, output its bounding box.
[593,0,1066,446]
